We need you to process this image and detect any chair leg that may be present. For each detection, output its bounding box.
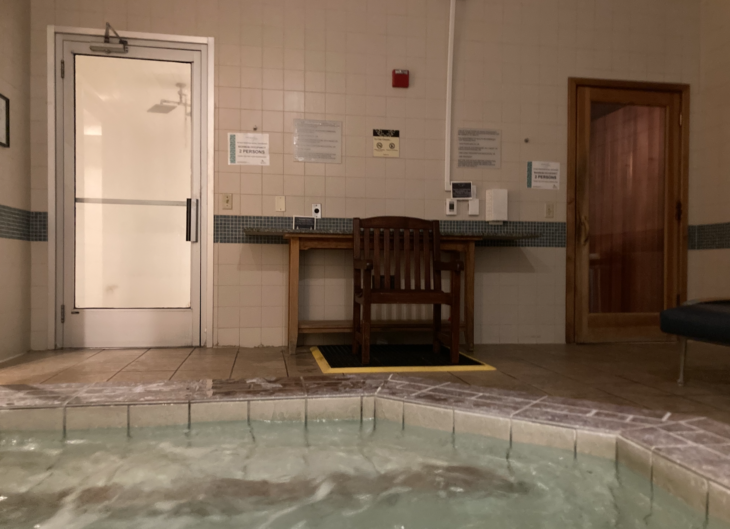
[362,302,371,366]
[352,300,361,357]
[433,304,442,354]
[677,336,687,386]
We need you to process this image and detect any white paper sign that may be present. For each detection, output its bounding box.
[293,119,342,164]
[527,161,560,190]
[228,132,269,165]
[458,129,501,168]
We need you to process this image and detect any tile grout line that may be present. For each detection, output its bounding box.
[282,349,289,377]
[229,348,242,379]
[169,348,197,381]
[44,348,150,384]
[38,349,107,383]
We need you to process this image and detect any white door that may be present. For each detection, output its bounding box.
[57,36,205,348]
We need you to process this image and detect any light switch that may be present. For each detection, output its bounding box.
[545,202,555,219]
[222,193,233,210]
[275,196,286,212]
[445,198,457,216]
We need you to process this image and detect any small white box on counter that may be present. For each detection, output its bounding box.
[484,189,508,221]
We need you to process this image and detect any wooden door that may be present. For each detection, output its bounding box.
[568,81,688,343]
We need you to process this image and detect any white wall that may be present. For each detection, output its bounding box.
[687,0,730,301]
[0,0,31,360]
[28,0,703,349]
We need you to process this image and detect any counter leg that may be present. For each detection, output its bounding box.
[465,242,475,352]
[287,238,300,355]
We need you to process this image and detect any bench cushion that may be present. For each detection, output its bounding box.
[660,301,730,344]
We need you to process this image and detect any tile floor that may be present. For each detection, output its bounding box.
[0,341,729,424]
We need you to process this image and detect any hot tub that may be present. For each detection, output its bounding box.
[0,375,728,528]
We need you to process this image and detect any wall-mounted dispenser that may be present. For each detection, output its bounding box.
[484,189,508,222]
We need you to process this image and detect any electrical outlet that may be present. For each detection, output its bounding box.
[545,202,555,219]
[222,193,233,210]
[275,196,286,212]
[312,203,322,218]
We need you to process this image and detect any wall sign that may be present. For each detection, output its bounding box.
[372,129,399,157]
[457,128,500,168]
[527,161,560,190]
[293,119,342,164]
[292,216,316,230]
[0,93,8,148]
[228,132,269,165]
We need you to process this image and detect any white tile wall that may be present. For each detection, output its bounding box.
[686,0,730,300]
[26,0,707,348]
[0,239,31,359]
[690,0,730,226]
[0,0,31,360]
[0,0,31,212]
[688,249,730,301]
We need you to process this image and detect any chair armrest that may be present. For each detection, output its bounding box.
[354,259,373,271]
[434,260,464,272]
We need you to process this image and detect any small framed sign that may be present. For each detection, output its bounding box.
[372,129,400,157]
[451,181,473,200]
[293,216,316,230]
[0,93,8,148]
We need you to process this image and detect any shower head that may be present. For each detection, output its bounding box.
[147,102,178,113]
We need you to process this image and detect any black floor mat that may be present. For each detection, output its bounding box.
[317,344,484,368]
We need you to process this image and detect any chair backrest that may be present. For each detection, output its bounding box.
[353,216,441,291]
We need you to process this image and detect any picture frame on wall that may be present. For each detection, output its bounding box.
[0,93,8,148]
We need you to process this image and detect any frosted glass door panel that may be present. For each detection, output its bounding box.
[75,56,191,201]
[75,56,193,309]
[76,204,191,308]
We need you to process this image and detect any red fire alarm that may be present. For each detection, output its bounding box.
[392,69,409,88]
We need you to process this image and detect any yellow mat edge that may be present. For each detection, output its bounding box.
[310,346,496,374]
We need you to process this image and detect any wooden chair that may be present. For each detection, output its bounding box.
[352,216,464,366]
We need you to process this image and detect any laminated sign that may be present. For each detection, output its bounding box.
[458,129,501,168]
[293,119,342,164]
[527,161,560,190]
[372,129,400,157]
[228,133,269,165]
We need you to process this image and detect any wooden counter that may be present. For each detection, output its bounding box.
[283,233,483,355]
[241,229,537,355]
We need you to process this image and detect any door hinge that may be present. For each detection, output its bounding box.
[675,201,683,222]
[61,304,65,324]
[61,60,65,79]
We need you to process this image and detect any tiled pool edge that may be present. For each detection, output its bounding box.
[0,374,728,524]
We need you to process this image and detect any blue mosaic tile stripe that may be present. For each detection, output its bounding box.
[214,215,566,247]
[0,205,48,242]
[15,210,725,250]
[214,215,289,244]
[689,222,730,250]
[30,211,48,242]
[440,220,566,248]
[0,204,31,241]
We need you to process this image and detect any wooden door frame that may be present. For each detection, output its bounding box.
[566,78,690,343]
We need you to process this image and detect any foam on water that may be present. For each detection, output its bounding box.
[0,420,721,529]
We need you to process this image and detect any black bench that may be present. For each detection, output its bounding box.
[660,300,730,386]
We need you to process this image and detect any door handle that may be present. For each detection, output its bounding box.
[186,198,199,243]
[580,214,590,246]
